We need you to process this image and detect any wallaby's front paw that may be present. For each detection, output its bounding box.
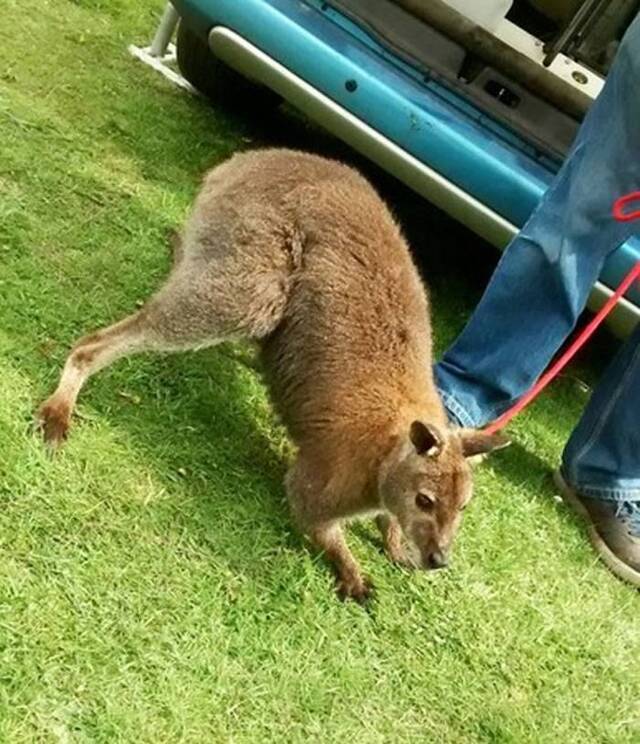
[36,399,71,449]
[382,534,413,567]
[376,515,414,568]
[336,574,374,604]
[385,546,417,570]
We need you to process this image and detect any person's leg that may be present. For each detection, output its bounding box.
[555,323,640,585]
[563,324,640,499]
[435,14,640,428]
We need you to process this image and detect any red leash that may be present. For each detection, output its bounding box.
[483,192,640,435]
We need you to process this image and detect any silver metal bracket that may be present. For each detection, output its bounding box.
[128,3,198,94]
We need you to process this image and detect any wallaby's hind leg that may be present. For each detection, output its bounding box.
[36,309,189,447]
[39,205,294,447]
[38,257,291,447]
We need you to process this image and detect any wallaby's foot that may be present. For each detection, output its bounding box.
[376,514,413,567]
[305,521,374,603]
[36,313,148,450]
[336,572,374,604]
[36,397,71,448]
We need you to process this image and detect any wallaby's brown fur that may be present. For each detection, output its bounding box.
[38,149,506,601]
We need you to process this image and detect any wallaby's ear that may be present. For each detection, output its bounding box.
[459,430,510,458]
[409,421,443,457]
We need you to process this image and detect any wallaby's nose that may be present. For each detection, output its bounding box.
[426,550,448,570]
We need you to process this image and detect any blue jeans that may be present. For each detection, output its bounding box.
[435,15,640,502]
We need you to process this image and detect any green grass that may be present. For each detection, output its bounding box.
[1,1,639,741]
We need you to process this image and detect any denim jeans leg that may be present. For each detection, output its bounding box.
[435,14,640,428]
[561,322,640,501]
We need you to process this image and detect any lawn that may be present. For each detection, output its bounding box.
[1,0,639,741]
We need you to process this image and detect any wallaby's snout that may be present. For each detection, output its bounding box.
[425,549,448,570]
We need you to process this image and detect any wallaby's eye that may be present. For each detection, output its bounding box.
[415,492,435,512]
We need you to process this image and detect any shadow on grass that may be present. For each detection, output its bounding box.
[483,437,599,547]
[490,441,553,494]
[77,346,299,577]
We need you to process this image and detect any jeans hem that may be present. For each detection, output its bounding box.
[437,389,477,428]
[560,466,640,502]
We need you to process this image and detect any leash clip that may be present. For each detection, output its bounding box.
[613,191,640,222]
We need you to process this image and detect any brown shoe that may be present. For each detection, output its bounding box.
[554,470,640,588]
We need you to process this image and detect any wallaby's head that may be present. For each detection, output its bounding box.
[378,421,508,570]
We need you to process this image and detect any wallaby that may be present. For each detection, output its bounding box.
[38,149,506,601]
